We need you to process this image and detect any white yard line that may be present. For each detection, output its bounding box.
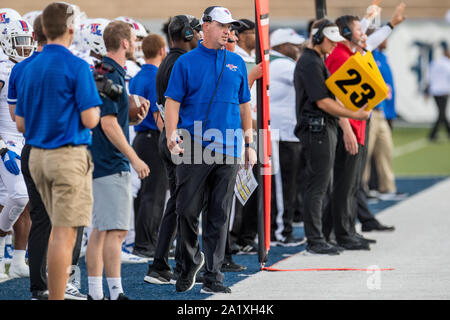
[393,138,428,158]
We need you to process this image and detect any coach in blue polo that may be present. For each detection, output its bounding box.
[164,6,255,294]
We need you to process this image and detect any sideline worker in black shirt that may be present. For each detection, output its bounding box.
[293,19,371,255]
[144,14,201,285]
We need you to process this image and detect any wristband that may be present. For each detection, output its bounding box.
[387,22,394,29]
[245,142,256,150]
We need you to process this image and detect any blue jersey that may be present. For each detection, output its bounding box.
[129,64,159,131]
[91,56,130,179]
[165,41,251,158]
[15,44,102,149]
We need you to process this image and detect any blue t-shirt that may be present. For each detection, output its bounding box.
[15,44,102,149]
[129,64,159,131]
[91,56,130,179]
[7,51,40,105]
[165,41,251,158]
[373,49,396,120]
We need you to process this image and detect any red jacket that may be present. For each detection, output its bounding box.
[325,43,366,146]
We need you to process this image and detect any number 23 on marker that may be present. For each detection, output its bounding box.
[326,52,388,112]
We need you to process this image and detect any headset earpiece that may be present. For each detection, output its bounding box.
[180,15,194,42]
[312,20,332,45]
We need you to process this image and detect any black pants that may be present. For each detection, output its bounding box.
[298,122,337,244]
[176,152,238,284]
[22,144,83,293]
[152,128,181,271]
[278,141,302,238]
[429,95,450,139]
[355,120,377,227]
[133,130,168,254]
[327,128,362,242]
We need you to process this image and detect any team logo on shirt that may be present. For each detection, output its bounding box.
[226,64,238,72]
[0,13,10,24]
[90,23,102,36]
[6,141,16,147]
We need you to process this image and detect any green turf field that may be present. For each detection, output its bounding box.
[392,126,450,176]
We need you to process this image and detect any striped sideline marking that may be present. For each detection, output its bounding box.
[393,138,428,158]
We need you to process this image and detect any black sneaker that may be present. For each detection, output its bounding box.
[144,265,173,285]
[354,233,376,244]
[31,290,49,300]
[274,235,307,247]
[175,252,204,292]
[221,260,247,272]
[132,248,155,259]
[306,242,340,255]
[337,237,370,251]
[237,244,258,255]
[171,266,203,284]
[116,293,130,300]
[361,220,395,232]
[200,282,231,294]
[327,241,345,253]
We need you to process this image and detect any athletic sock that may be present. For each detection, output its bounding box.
[107,277,123,300]
[11,249,26,265]
[0,237,5,261]
[88,276,103,300]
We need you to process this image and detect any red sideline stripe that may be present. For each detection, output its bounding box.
[261,267,395,272]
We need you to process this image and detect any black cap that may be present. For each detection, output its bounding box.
[235,19,255,33]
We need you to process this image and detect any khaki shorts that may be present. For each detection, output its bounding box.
[29,145,93,227]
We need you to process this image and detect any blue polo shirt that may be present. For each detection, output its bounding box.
[165,41,251,158]
[15,44,102,149]
[7,51,40,105]
[91,56,130,179]
[129,64,159,131]
[373,49,397,120]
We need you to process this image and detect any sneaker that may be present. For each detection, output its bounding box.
[354,233,376,244]
[8,261,29,278]
[4,244,13,264]
[116,293,130,300]
[337,237,370,251]
[170,266,203,284]
[132,248,155,260]
[236,244,258,255]
[121,250,149,264]
[144,266,173,285]
[65,282,87,300]
[31,290,49,300]
[221,260,247,272]
[273,235,306,247]
[200,282,231,294]
[175,252,204,292]
[306,242,340,255]
[361,220,395,232]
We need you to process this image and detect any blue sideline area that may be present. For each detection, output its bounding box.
[0,177,446,300]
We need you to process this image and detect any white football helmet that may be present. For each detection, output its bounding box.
[0,8,22,24]
[22,10,42,26]
[0,19,35,63]
[84,18,110,56]
[115,16,148,39]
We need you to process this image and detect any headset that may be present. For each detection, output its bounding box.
[337,15,354,41]
[202,6,219,23]
[179,15,194,42]
[312,19,334,45]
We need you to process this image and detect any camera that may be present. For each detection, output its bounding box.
[93,62,123,101]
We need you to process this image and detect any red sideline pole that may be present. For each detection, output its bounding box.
[255,0,271,266]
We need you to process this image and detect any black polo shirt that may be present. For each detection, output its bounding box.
[156,47,187,108]
[293,48,337,127]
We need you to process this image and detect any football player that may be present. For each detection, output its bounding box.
[0,18,35,279]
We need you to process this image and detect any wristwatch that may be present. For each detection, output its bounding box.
[244,142,257,150]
